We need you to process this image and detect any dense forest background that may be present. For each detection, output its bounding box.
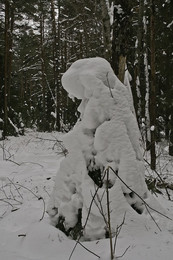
[0,0,173,167]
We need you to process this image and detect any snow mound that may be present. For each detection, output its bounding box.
[48,57,171,240]
[0,130,173,260]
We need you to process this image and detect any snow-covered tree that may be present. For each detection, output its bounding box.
[47,57,165,240]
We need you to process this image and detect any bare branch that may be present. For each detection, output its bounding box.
[77,241,100,259]
[117,245,130,259]
[7,178,23,199]
[68,171,108,260]
[114,212,126,254]
[106,169,114,260]
[144,158,171,200]
[106,72,114,98]
[108,166,172,223]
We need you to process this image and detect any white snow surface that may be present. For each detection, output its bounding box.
[0,130,173,260]
[48,57,173,243]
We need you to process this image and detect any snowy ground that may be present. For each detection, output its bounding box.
[0,129,173,260]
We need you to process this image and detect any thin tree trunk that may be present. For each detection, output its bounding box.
[8,3,14,103]
[149,0,156,169]
[118,55,126,83]
[100,0,112,62]
[3,0,10,138]
[143,2,150,150]
[50,0,61,131]
[40,11,47,131]
[56,0,61,131]
[169,109,173,156]
[136,0,146,121]
[111,0,132,83]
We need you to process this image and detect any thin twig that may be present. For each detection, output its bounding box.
[36,137,63,142]
[36,136,68,156]
[144,158,171,200]
[39,196,46,221]
[83,170,108,230]
[106,72,114,98]
[7,178,23,199]
[11,182,46,221]
[19,162,44,168]
[117,245,130,259]
[94,191,108,227]
[0,185,8,199]
[0,198,14,207]
[68,181,102,260]
[106,169,114,260]
[0,196,22,205]
[108,166,172,222]
[68,171,108,260]
[114,212,126,254]
[77,241,100,258]
[4,159,20,166]
[43,186,50,197]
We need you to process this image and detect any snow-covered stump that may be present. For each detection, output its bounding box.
[47,58,161,240]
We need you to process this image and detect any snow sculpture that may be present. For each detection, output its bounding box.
[47,57,150,240]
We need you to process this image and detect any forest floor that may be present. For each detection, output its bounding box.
[0,129,173,260]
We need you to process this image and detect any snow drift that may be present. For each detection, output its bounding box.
[47,57,169,240]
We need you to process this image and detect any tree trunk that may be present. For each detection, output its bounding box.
[51,0,61,131]
[3,0,10,138]
[135,0,145,120]
[118,55,126,83]
[111,0,132,83]
[149,0,156,169]
[8,2,14,103]
[169,109,173,156]
[56,0,61,131]
[143,2,150,151]
[40,10,47,131]
[100,0,112,62]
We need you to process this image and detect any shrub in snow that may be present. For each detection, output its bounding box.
[47,57,153,240]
